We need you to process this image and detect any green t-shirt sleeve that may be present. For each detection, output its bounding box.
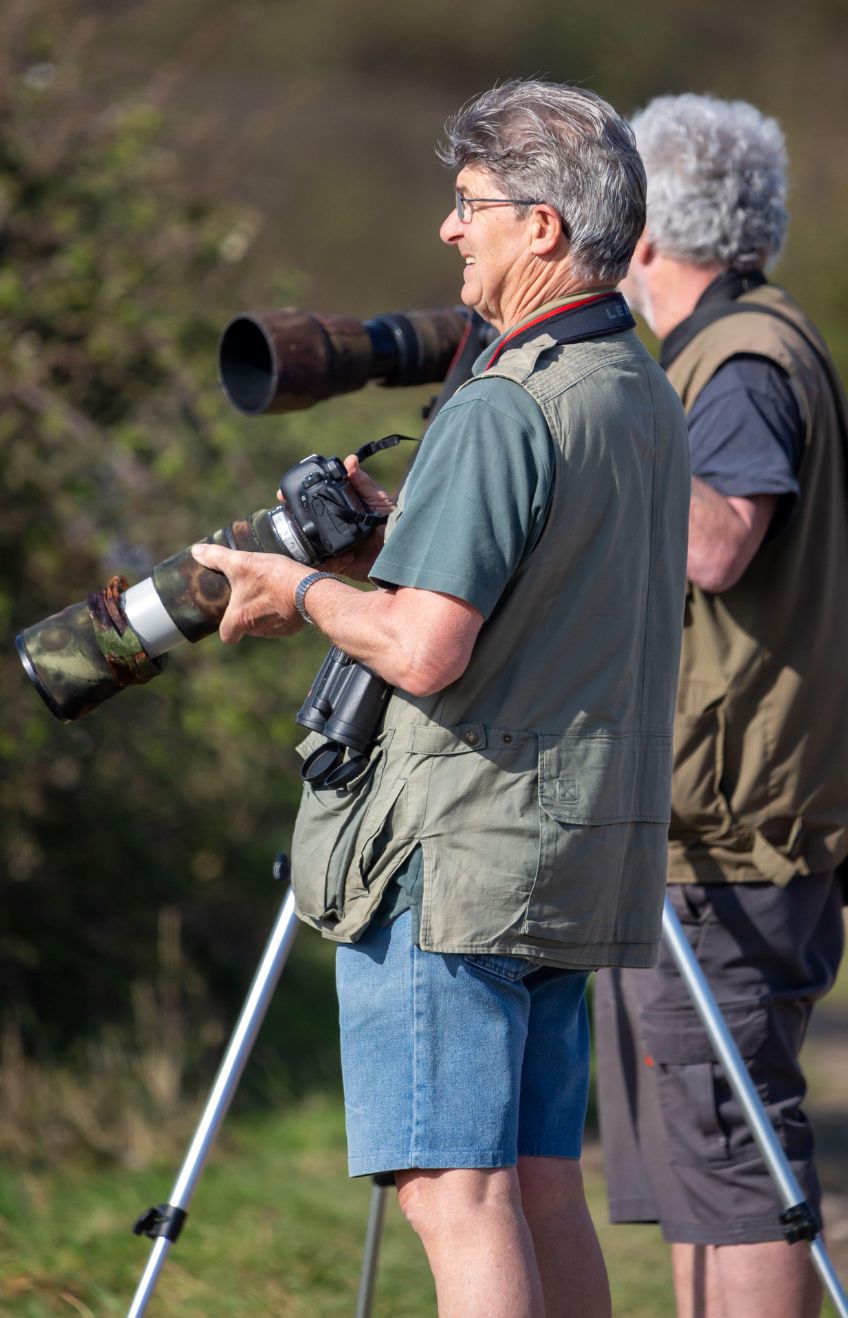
[369,376,555,619]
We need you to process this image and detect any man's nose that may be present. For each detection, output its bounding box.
[440,208,463,245]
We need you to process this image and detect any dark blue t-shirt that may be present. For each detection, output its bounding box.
[688,354,804,534]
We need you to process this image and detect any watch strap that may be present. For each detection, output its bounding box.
[294,571,344,624]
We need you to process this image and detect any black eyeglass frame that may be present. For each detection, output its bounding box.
[454,191,570,238]
[454,191,543,222]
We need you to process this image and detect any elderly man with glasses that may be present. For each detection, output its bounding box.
[192,79,690,1317]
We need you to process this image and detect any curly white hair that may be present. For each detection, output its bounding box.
[631,93,788,269]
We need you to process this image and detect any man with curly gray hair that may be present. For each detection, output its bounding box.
[594,93,848,1318]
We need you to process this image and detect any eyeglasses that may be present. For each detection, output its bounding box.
[454,191,543,222]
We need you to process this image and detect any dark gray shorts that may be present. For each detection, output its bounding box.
[593,875,843,1246]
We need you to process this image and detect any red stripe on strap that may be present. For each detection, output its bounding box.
[485,294,616,369]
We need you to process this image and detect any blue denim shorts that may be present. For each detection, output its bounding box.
[335,910,590,1177]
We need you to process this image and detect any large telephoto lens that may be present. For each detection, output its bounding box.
[16,505,303,723]
[218,305,470,415]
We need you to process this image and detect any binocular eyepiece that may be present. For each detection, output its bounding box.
[218,305,470,414]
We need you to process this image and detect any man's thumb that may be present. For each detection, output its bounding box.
[191,542,225,570]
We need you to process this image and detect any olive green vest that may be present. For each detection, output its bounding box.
[666,283,848,885]
[290,325,690,967]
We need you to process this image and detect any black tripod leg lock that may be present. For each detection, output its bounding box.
[133,1202,188,1243]
[780,1200,819,1244]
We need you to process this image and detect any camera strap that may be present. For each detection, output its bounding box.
[355,433,418,464]
[483,291,635,370]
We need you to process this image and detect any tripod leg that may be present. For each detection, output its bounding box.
[127,885,300,1318]
[356,1178,392,1318]
[661,896,848,1318]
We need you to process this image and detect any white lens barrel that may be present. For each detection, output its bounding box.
[122,579,187,658]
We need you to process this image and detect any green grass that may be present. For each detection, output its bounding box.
[0,1092,681,1317]
[3,1090,847,1316]
[4,919,847,1317]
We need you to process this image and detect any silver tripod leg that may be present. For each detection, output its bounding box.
[127,884,300,1318]
[662,896,848,1317]
[356,1178,391,1318]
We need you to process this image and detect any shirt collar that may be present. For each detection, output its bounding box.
[471,288,617,376]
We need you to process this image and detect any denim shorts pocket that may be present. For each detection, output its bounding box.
[463,953,538,982]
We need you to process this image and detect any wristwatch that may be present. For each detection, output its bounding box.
[294,571,344,624]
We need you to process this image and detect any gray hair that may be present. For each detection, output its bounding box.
[438,79,646,284]
[631,94,788,270]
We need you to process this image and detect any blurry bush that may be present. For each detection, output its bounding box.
[0,3,354,1153]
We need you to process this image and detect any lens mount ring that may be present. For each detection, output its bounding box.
[268,507,318,565]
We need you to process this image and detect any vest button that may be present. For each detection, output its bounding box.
[463,730,479,747]
[502,734,513,743]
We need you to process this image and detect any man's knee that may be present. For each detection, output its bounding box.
[396,1167,523,1243]
[518,1155,586,1221]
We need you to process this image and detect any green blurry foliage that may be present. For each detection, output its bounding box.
[0,7,360,1098]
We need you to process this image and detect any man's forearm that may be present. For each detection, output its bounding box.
[295,576,423,684]
[189,542,483,698]
[687,476,776,593]
[302,575,483,697]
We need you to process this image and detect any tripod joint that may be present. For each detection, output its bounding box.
[780,1200,819,1244]
[133,1203,188,1243]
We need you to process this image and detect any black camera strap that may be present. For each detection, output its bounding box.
[484,291,635,370]
[354,433,418,464]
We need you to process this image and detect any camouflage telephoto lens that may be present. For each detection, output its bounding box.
[16,438,401,722]
[16,505,300,723]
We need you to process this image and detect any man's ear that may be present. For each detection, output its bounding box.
[529,205,566,256]
[631,231,657,268]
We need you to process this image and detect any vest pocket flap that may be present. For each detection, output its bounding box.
[408,722,487,755]
[295,730,328,761]
[538,733,672,824]
[751,824,804,886]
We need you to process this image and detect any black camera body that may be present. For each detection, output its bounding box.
[275,453,384,566]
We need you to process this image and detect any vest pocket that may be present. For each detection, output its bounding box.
[538,732,673,824]
[290,731,391,923]
[523,733,671,941]
[357,776,407,886]
[404,722,542,949]
[671,686,735,842]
